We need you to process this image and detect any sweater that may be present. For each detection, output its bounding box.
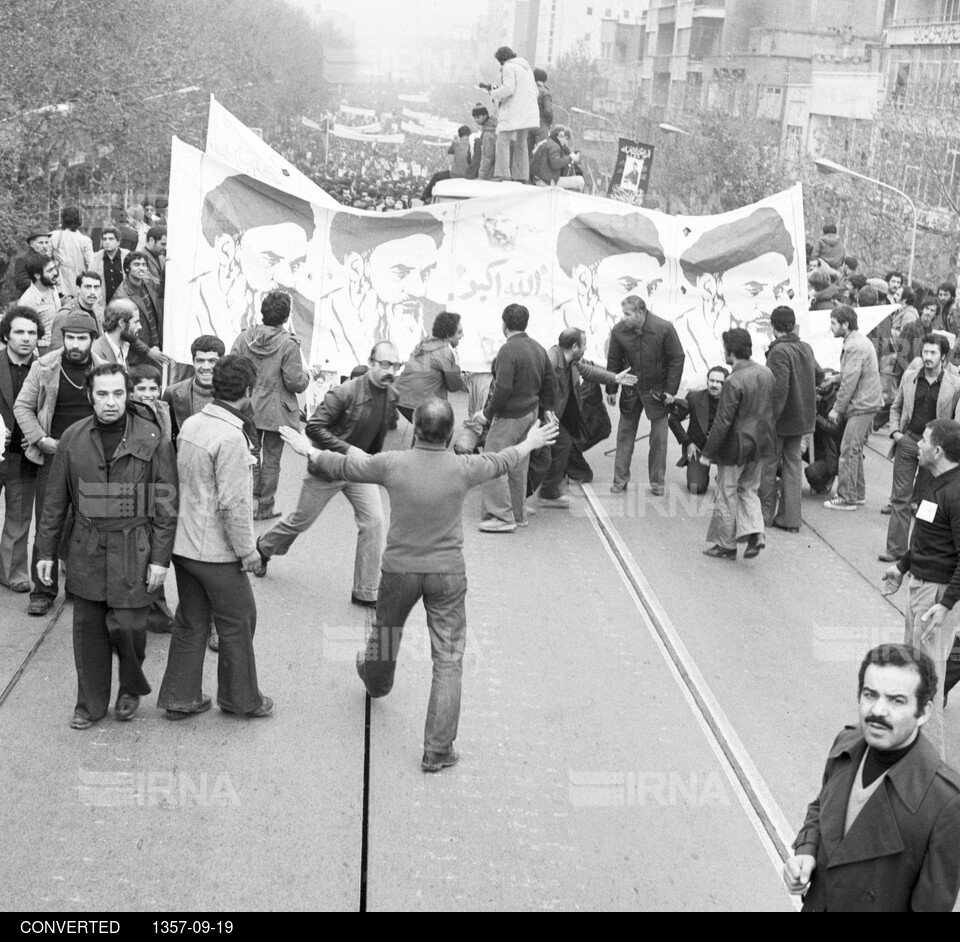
[484,332,557,421]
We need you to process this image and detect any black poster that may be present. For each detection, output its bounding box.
[607,139,655,207]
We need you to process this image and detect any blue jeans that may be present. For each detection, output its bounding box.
[357,570,468,754]
[258,474,384,601]
[253,429,285,514]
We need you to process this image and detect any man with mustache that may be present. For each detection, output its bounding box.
[882,418,960,758]
[19,255,62,350]
[784,643,960,911]
[14,312,106,615]
[255,342,398,607]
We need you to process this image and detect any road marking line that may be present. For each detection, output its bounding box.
[582,484,800,910]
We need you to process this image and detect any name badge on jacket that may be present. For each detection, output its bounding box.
[916,499,939,523]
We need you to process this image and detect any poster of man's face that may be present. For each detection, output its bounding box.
[556,211,666,349]
[621,156,642,192]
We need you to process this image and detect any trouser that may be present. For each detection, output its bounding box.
[539,423,576,499]
[566,443,593,482]
[685,459,711,495]
[30,458,58,601]
[837,412,875,503]
[614,397,668,488]
[253,429,284,515]
[357,570,468,755]
[479,410,537,524]
[397,405,415,424]
[759,434,804,528]
[421,170,451,201]
[0,453,37,588]
[886,432,931,557]
[146,588,174,632]
[710,461,765,550]
[158,556,264,715]
[258,475,384,601]
[72,597,151,722]
[494,129,532,181]
[904,574,958,760]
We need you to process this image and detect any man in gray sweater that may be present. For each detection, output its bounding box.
[281,398,557,772]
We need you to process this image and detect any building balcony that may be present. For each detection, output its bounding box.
[692,6,726,19]
[887,21,960,47]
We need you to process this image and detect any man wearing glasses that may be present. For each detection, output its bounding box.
[254,341,400,608]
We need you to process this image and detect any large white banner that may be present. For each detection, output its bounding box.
[169,130,889,383]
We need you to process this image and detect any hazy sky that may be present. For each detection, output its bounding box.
[289,0,481,47]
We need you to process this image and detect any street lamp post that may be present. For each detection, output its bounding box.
[570,106,619,135]
[658,122,691,136]
[814,157,918,285]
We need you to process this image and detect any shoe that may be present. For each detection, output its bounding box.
[703,545,737,560]
[165,696,212,721]
[254,538,269,578]
[743,535,765,559]
[351,593,377,608]
[537,495,572,508]
[524,500,537,516]
[566,472,593,484]
[824,497,857,511]
[856,497,867,506]
[8,581,31,593]
[610,482,628,494]
[478,520,517,533]
[254,508,281,521]
[878,552,902,562]
[880,504,892,515]
[771,522,799,533]
[422,748,460,773]
[221,696,274,718]
[208,630,219,653]
[515,520,529,528]
[114,694,140,721]
[27,598,51,616]
[649,484,665,496]
[69,713,94,730]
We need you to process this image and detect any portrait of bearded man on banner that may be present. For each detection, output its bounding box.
[555,210,666,358]
[192,173,318,347]
[314,211,446,369]
[678,206,796,375]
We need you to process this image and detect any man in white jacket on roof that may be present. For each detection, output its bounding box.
[488,46,540,183]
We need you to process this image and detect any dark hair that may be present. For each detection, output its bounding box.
[85,362,127,393]
[534,67,548,82]
[472,105,489,120]
[103,299,138,333]
[848,272,868,291]
[721,328,752,361]
[0,305,44,343]
[921,333,950,358]
[822,222,837,235]
[413,397,454,444]
[457,124,472,137]
[127,363,161,389]
[431,311,462,340]
[558,326,586,349]
[26,254,54,279]
[920,293,940,312]
[146,226,166,244]
[261,290,292,326]
[122,251,148,274]
[100,226,121,241]
[212,354,257,401]
[831,304,858,331]
[190,334,226,359]
[858,643,938,716]
[494,45,516,64]
[938,281,956,301]
[885,270,904,284]
[901,285,917,306]
[76,270,102,287]
[61,207,81,230]
[843,255,859,271]
[622,295,647,316]
[502,303,529,332]
[927,417,960,463]
[707,365,730,379]
[770,305,796,333]
[857,285,879,307]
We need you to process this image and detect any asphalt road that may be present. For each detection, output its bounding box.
[1,392,956,912]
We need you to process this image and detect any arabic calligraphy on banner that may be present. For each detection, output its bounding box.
[167,137,816,383]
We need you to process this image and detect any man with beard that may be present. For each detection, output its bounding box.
[667,365,728,494]
[882,418,960,758]
[255,342,399,607]
[19,255,62,350]
[193,173,317,345]
[7,227,52,298]
[318,212,446,371]
[91,299,143,368]
[678,207,796,376]
[14,312,106,615]
[785,643,960,911]
[112,253,166,362]
[35,364,176,729]
[555,211,666,359]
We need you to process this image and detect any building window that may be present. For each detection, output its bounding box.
[587,6,593,13]
[605,7,612,16]
[585,32,591,41]
[946,0,960,23]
